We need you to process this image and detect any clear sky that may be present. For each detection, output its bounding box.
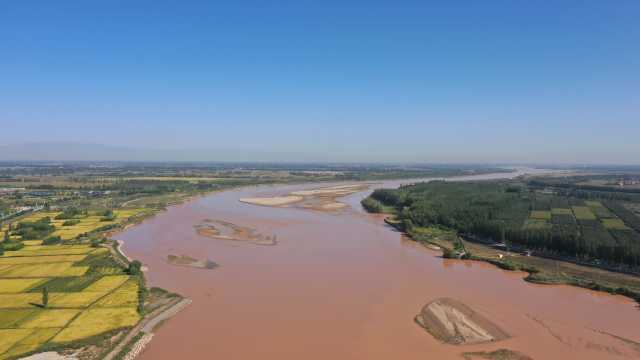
[1,1,639,163]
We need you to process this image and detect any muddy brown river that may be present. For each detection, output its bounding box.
[116,170,640,359]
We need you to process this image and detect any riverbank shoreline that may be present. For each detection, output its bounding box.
[380,215,640,305]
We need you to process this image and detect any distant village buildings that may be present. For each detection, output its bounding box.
[618,178,640,187]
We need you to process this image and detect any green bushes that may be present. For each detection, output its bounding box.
[55,207,85,220]
[360,197,383,213]
[100,210,117,222]
[2,241,24,251]
[62,219,81,226]
[42,235,62,245]
[15,217,55,239]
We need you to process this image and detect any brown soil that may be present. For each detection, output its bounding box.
[194,219,277,245]
[415,298,509,345]
[167,254,217,269]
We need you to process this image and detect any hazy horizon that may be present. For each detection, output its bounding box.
[1,142,639,166]
[2,2,639,164]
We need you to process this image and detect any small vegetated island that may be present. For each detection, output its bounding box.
[362,175,640,305]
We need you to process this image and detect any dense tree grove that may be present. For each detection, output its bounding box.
[14,217,55,240]
[369,181,640,269]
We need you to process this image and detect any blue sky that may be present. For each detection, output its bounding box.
[1,1,639,163]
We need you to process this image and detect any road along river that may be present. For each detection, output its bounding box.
[116,170,640,360]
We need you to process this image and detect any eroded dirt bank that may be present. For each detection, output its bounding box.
[116,171,640,360]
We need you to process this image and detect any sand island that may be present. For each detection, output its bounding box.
[240,183,370,212]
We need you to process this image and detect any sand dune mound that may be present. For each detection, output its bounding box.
[415,298,509,345]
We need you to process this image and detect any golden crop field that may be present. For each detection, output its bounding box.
[14,244,93,253]
[114,209,147,218]
[20,241,43,246]
[95,280,139,307]
[0,254,87,266]
[584,200,603,207]
[1,247,96,257]
[0,294,43,309]
[551,208,573,215]
[52,307,139,343]
[1,328,60,359]
[0,208,149,358]
[48,292,106,308]
[530,210,551,220]
[0,328,33,354]
[0,263,88,278]
[602,218,630,230]
[14,209,147,242]
[571,206,597,220]
[83,275,130,293]
[0,279,48,294]
[19,309,81,329]
[0,309,39,328]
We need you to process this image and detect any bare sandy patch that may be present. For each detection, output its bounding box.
[415,298,509,345]
[239,195,303,207]
[240,183,370,213]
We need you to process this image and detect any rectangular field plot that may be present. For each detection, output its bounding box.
[2,328,60,359]
[551,208,573,215]
[0,263,88,278]
[584,201,603,207]
[82,275,129,293]
[0,328,34,354]
[20,240,42,246]
[0,254,87,266]
[0,294,43,308]
[19,309,81,328]
[114,209,146,218]
[530,211,551,220]
[0,309,40,328]
[524,219,552,230]
[0,247,96,257]
[95,280,139,307]
[0,279,48,294]
[28,274,101,293]
[12,244,93,253]
[602,218,630,230]
[585,202,615,218]
[52,307,139,343]
[48,292,106,308]
[571,206,597,220]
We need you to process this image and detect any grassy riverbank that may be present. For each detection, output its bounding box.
[378,211,640,305]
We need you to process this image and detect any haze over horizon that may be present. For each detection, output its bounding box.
[2,1,639,164]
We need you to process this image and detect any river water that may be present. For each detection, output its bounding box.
[116,170,640,359]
